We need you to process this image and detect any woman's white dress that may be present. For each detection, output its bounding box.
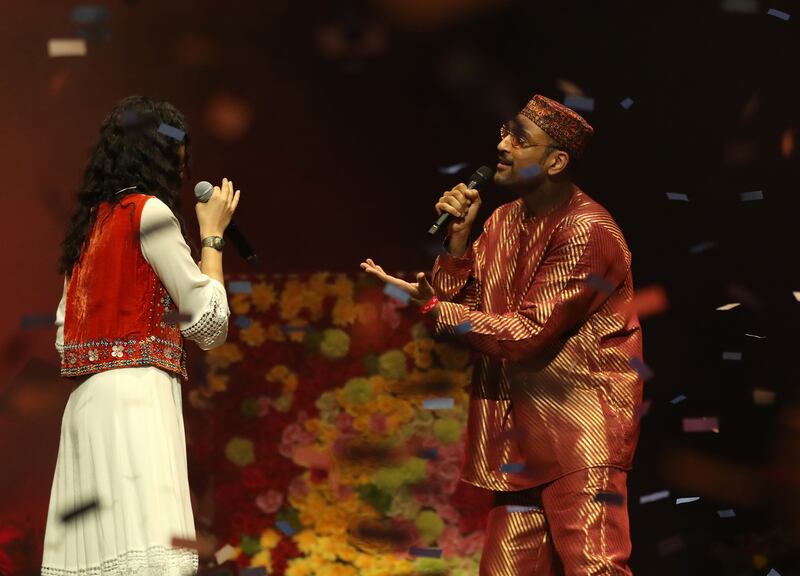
[42,198,230,576]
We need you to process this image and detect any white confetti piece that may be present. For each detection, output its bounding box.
[383,283,410,304]
[753,388,776,406]
[683,416,719,433]
[716,302,741,311]
[767,8,790,20]
[409,546,442,558]
[744,333,767,339]
[47,38,88,58]
[214,544,237,565]
[717,509,736,518]
[666,192,689,202]
[438,162,468,175]
[563,95,595,112]
[670,394,687,404]
[423,397,454,410]
[228,281,252,294]
[620,97,634,109]
[500,462,526,473]
[158,123,186,141]
[629,357,654,381]
[639,490,670,504]
[676,496,700,505]
[740,190,764,201]
[506,505,539,513]
[689,241,717,254]
[722,351,742,360]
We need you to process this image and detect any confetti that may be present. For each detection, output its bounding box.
[670,394,687,404]
[506,505,539,513]
[620,97,634,109]
[563,95,595,112]
[676,496,700,505]
[214,544,237,565]
[752,388,776,406]
[639,490,670,504]
[409,546,442,558]
[383,283,411,305]
[629,357,654,381]
[716,302,741,311]
[454,321,473,335]
[438,162,467,175]
[21,314,56,328]
[634,399,652,420]
[60,499,99,523]
[235,316,252,329]
[418,447,438,460]
[71,5,109,22]
[47,38,88,58]
[423,397,454,410]
[717,509,736,518]
[683,417,719,433]
[720,0,759,14]
[276,520,296,536]
[629,285,669,318]
[767,8,790,20]
[740,190,764,201]
[500,462,526,473]
[767,569,782,576]
[722,351,742,361]
[586,273,615,294]
[228,281,252,294]
[657,534,685,556]
[519,165,541,179]
[594,492,624,506]
[689,241,717,254]
[665,192,689,202]
[744,333,766,339]
[162,311,192,325]
[793,291,800,302]
[119,110,140,127]
[157,123,186,141]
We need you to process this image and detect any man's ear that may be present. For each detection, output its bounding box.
[547,150,571,176]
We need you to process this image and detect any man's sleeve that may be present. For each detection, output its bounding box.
[433,222,628,361]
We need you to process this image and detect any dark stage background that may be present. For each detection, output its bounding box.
[1,0,798,574]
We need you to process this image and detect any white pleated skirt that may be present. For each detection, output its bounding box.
[41,367,198,576]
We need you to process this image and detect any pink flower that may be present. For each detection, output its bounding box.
[257,396,271,416]
[370,413,387,433]
[335,412,354,433]
[255,489,284,514]
[288,476,308,499]
[381,301,403,330]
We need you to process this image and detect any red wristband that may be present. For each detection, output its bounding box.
[420,296,439,315]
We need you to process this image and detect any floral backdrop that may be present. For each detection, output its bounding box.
[184,272,492,576]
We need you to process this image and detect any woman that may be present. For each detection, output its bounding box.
[42,95,240,575]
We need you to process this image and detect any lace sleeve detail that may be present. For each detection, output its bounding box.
[180,289,229,350]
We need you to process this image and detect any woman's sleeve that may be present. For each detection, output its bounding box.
[55,277,66,359]
[139,197,230,350]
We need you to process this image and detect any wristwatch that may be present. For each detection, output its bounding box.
[201,236,225,251]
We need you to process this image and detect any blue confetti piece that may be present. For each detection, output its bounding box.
[235,316,252,329]
[676,496,700,505]
[594,492,624,506]
[21,314,56,328]
[629,357,654,381]
[506,505,539,513]
[666,192,689,202]
[228,281,252,294]
[454,321,472,335]
[722,351,743,361]
[119,110,139,127]
[670,394,687,404]
[717,509,736,518]
[767,569,782,576]
[409,546,442,558]
[767,8,790,20]
[500,462,526,474]
[423,397,454,410]
[519,164,541,179]
[639,490,670,504]
[740,190,764,201]
[276,520,296,536]
[71,5,109,22]
[620,97,634,110]
[383,283,410,305]
[689,241,717,254]
[563,95,595,112]
[586,273,615,294]
[438,162,468,175]
[157,122,186,141]
[239,568,268,576]
[418,447,438,460]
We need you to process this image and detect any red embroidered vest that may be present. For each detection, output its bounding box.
[61,193,187,379]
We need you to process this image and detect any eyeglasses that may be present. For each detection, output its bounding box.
[500,122,554,149]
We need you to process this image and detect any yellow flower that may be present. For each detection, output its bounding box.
[304,289,325,321]
[259,528,281,550]
[355,302,378,324]
[251,282,277,312]
[264,323,287,343]
[267,365,292,381]
[330,275,354,299]
[230,293,251,315]
[280,279,306,321]
[240,320,267,347]
[249,549,272,571]
[332,297,357,327]
[206,343,243,369]
[285,558,315,576]
[209,373,229,392]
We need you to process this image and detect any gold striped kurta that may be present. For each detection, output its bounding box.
[431,187,643,491]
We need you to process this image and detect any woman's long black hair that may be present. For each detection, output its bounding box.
[58,95,193,276]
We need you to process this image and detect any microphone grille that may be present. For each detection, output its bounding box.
[194,180,214,203]
[472,166,493,186]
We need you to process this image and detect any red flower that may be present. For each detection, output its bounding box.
[242,466,269,490]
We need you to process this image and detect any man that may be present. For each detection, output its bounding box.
[361,94,642,575]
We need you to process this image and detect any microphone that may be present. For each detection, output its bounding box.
[427,166,493,235]
[194,180,259,266]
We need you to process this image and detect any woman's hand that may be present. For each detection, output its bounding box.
[196,177,240,238]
